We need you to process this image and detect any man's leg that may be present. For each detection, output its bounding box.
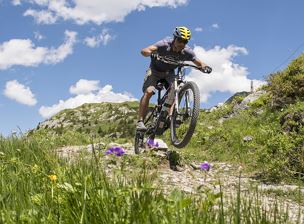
[138,87,154,121]
[137,69,157,130]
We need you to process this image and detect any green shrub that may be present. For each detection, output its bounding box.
[267,53,304,108]
[279,101,304,133]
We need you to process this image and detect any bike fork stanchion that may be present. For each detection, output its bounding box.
[174,82,180,114]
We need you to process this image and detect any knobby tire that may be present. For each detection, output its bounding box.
[170,81,200,148]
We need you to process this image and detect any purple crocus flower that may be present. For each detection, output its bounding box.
[147,138,159,148]
[105,147,125,156]
[200,162,211,171]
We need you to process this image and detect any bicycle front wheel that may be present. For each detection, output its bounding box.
[170,81,200,148]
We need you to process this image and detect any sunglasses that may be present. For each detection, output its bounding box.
[176,37,188,44]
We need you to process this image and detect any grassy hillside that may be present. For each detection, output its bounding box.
[31,101,139,139]
[28,53,304,182]
[180,53,304,182]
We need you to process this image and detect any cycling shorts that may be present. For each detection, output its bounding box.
[142,68,175,93]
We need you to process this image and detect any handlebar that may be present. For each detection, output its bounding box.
[151,54,212,74]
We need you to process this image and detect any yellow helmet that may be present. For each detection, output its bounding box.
[173,26,191,41]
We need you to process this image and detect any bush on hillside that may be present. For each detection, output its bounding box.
[267,53,304,108]
[280,110,304,133]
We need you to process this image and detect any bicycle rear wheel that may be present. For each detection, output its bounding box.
[170,81,200,148]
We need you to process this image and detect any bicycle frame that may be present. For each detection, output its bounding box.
[143,66,187,134]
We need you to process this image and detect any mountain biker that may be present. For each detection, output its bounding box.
[137,26,212,130]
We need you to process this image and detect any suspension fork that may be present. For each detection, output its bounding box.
[173,79,179,114]
[172,81,190,116]
[185,90,191,115]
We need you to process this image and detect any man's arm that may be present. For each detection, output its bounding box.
[141,45,158,57]
[193,58,208,69]
[193,58,212,73]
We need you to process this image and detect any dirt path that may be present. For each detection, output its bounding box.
[56,142,304,223]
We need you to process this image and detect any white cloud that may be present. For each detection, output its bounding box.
[84,29,114,48]
[21,0,189,25]
[24,9,58,24]
[83,37,99,48]
[69,79,101,95]
[39,80,137,118]
[212,23,219,29]
[44,30,77,64]
[0,30,77,70]
[187,45,266,102]
[11,0,21,5]
[194,27,203,32]
[4,80,37,106]
[34,31,45,40]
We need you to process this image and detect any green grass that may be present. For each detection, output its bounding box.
[166,99,304,183]
[0,135,300,223]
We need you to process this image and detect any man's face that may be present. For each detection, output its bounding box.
[173,37,188,52]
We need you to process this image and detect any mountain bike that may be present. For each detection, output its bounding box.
[134,56,210,154]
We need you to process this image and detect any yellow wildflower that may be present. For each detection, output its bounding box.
[48,174,58,182]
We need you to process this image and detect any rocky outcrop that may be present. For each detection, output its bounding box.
[232,90,266,113]
[217,90,266,124]
[225,91,250,104]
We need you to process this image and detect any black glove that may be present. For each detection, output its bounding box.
[150,52,159,60]
[202,66,212,74]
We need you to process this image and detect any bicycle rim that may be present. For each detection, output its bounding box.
[170,82,200,148]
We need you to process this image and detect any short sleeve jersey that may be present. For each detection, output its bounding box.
[150,38,197,72]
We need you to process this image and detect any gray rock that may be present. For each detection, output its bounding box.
[233,90,266,114]
[243,136,253,142]
[153,138,168,149]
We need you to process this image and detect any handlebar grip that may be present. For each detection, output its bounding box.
[150,52,159,60]
[202,66,212,74]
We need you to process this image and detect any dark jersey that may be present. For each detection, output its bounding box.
[149,38,197,72]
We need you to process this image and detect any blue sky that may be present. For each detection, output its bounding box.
[1,0,304,136]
